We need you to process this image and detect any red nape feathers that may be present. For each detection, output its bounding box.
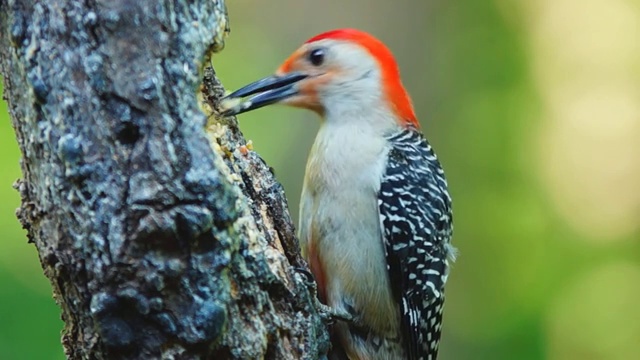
[306,29,419,128]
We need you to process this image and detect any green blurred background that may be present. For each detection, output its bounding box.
[1,0,639,359]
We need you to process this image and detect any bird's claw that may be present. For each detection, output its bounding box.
[315,300,354,324]
[293,267,354,324]
[294,266,315,285]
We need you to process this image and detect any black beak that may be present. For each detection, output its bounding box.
[221,72,308,116]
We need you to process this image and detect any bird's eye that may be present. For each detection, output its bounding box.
[308,48,325,66]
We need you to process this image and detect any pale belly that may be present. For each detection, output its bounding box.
[300,181,400,337]
[297,120,402,348]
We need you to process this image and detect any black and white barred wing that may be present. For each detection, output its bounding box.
[378,129,454,360]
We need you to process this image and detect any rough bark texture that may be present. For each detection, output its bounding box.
[0,0,329,358]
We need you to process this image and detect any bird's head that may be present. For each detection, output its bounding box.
[222,28,418,128]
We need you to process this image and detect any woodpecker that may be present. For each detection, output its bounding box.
[222,29,455,360]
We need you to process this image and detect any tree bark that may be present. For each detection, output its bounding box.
[0,0,328,358]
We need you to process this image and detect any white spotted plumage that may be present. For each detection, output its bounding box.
[378,127,455,360]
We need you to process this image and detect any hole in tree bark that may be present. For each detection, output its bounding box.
[116,122,140,145]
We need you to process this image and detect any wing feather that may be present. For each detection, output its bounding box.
[378,129,454,360]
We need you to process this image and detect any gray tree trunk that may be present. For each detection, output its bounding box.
[0,0,328,358]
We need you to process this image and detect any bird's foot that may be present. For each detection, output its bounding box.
[315,300,354,324]
[293,267,353,324]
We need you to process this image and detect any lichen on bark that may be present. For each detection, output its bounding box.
[0,0,328,358]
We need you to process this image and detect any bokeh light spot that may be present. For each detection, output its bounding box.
[547,262,640,360]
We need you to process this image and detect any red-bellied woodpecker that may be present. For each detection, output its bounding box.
[222,28,455,360]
